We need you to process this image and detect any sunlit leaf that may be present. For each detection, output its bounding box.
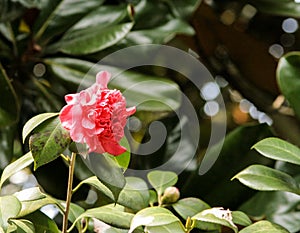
[253,137,300,165]
[8,219,34,233]
[172,198,210,220]
[22,112,59,143]
[0,151,34,188]
[129,207,182,233]
[118,177,149,211]
[145,221,185,233]
[192,208,238,233]
[0,195,21,230]
[14,187,61,217]
[72,176,114,201]
[233,164,300,194]
[69,204,134,232]
[239,220,289,233]
[147,170,178,196]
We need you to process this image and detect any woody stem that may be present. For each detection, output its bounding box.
[62,152,77,233]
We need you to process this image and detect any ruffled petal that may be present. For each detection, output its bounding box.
[59,105,73,130]
[96,71,111,89]
[65,94,78,104]
[102,140,126,156]
[126,106,136,116]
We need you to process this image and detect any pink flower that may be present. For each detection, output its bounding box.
[59,71,136,156]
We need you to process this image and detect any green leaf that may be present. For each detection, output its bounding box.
[0,0,24,22]
[93,219,130,233]
[145,221,185,233]
[33,0,105,42]
[249,0,300,18]
[29,116,71,170]
[277,52,300,119]
[253,137,300,165]
[164,0,201,19]
[231,211,252,227]
[239,220,289,233]
[44,57,181,112]
[47,22,133,55]
[22,112,59,143]
[0,151,34,188]
[129,207,182,233]
[147,170,178,196]
[0,62,19,127]
[73,176,114,201]
[109,137,131,171]
[67,203,85,232]
[239,175,300,232]
[125,19,194,45]
[13,0,42,8]
[7,219,34,233]
[233,164,300,194]
[0,195,21,230]
[82,153,126,202]
[172,198,210,220]
[14,187,60,217]
[25,211,60,233]
[192,208,238,233]
[69,204,134,232]
[118,177,150,211]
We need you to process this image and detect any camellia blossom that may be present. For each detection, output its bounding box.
[59,71,136,156]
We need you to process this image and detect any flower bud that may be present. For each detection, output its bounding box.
[161,186,180,204]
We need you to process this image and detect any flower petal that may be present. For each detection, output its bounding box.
[126,106,136,116]
[96,71,111,89]
[59,105,73,130]
[102,140,126,156]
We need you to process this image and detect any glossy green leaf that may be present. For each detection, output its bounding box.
[233,165,300,194]
[0,195,21,230]
[47,22,133,55]
[118,177,150,211]
[145,221,185,233]
[69,204,134,232]
[0,151,34,188]
[240,179,300,233]
[68,4,129,31]
[125,19,194,45]
[253,137,300,165]
[7,219,34,233]
[277,52,300,119]
[82,153,126,202]
[192,208,238,233]
[93,219,129,233]
[44,57,181,112]
[172,198,210,220]
[67,203,85,232]
[249,0,300,18]
[33,0,104,42]
[239,220,289,233]
[22,112,59,143]
[29,116,71,170]
[147,170,178,196]
[73,176,114,200]
[129,207,181,233]
[0,63,19,127]
[109,137,131,171]
[164,0,201,19]
[14,187,60,217]
[231,211,252,227]
[25,211,60,233]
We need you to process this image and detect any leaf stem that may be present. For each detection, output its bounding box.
[62,152,77,233]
